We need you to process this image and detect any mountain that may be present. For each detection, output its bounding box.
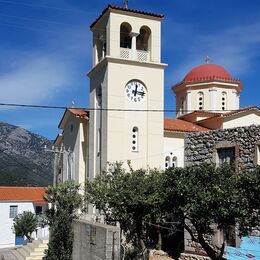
[0,121,54,187]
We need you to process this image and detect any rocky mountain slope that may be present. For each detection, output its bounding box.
[0,121,54,186]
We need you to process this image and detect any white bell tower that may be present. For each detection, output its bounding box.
[87,5,167,179]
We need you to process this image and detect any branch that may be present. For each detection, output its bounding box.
[184,223,198,243]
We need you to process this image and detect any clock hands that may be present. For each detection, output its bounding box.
[132,84,145,97]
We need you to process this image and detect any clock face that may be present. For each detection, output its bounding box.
[125,80,146,103]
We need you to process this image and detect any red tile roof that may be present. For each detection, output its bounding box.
[164,118,209,132]
[0,187,47,204]
[195,106,259,124]
[172,64,241,91]
[90,5,164,28]
[68,108,89,120]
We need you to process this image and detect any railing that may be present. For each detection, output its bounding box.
[120,48,150,62]
[136,50,150,62]
[120,48,131,60]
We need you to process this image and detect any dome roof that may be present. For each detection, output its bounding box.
[184,64,233,82]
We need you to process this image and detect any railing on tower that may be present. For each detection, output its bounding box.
[120,48,150,62]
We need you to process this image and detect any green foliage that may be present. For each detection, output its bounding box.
[86,163,260,260]
[163,163,260,260]
[236,166,260,235]
[85,163,165,256]
[43,181,83,260]
[13,211,38,242]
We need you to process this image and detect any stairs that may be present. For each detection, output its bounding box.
[0,240,49,260]
[25,240,48,260]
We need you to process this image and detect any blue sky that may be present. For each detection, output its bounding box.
[0,0,260,139]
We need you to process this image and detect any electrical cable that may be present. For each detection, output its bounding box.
[0,102,256,113]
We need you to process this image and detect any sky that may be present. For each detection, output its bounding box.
[0,0,260,140]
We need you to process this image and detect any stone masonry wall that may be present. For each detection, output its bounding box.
[183,125,260,257]
[185,125,260,171]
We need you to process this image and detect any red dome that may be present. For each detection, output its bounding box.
[184,64,233,82]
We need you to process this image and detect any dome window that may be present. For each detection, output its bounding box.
[197,92,204,110]
[222,92,227,111]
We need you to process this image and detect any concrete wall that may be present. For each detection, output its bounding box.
[0,201,48,248]
[72,219,120,260]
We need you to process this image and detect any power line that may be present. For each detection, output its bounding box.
[0,102,257,113]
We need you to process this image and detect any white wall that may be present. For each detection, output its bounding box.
[223,112,260,129]
[0,201,48,248]
[163,132,185,168]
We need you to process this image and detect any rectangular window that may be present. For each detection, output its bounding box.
[217,147,235,166]
[35,206,43,215]
[9,205,18,218]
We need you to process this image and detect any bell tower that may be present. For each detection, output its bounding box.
[87,5,167,179]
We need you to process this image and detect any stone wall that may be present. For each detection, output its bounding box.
[185,125,260,171]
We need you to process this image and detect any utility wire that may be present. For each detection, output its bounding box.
[0,102,256,113]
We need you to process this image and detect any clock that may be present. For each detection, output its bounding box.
[125,80,146,103]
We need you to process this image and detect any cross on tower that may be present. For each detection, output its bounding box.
[205,55,211,64]
[124,0,129,9]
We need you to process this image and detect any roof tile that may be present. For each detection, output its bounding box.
[0,187,47,203]
[164,118,209,132]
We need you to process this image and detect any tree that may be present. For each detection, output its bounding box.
[43,181,83,260]
[162,163,260,260]
[85,163,165,258]
[235,166,260,235]
[13,211,38,242]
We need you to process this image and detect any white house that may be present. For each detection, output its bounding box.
[0,186,49,248]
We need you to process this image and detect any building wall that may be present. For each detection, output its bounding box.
[176,83,240,117]
[185,125,260,171]
[223,112,260,129]
[0,201,48,248]
[164,132,185,168]
[62,114,87,187]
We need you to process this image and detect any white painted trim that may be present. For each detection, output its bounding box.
[186,81,239,87]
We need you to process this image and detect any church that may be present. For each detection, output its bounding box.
[55,4,260,184]
[54,4,260,257]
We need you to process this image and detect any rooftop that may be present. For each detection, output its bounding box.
[0,187,47,204]
[164,118,209,132]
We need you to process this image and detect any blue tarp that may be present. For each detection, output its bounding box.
[224,236,260,259]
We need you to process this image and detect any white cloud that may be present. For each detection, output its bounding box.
[0,53,73,104]
[167,20,260,83]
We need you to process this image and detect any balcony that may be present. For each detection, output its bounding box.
[120,48,150,62]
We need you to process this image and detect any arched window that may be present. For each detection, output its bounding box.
[136,26,151,51]
[172,156,177,168]
[198,92,204,110]
[120,22,132,49]
[222,92,227,111]
[132,127,139,152]
[165,156,170,169]
[95,33,106,62]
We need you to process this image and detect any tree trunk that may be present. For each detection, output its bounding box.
[197,232,225,260]
[157,229,162,250]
